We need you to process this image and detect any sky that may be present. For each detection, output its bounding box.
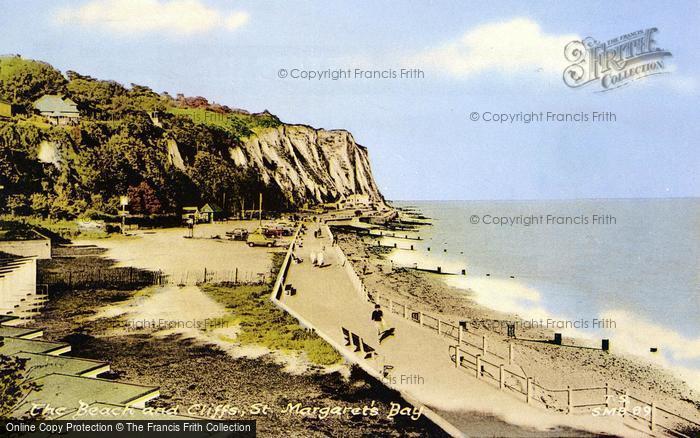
[1,0,698,201]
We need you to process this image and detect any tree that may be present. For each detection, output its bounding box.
[4,194,30,215]
[190,150,237,207]
[0,123,45,196]
[66,74,126,119]
[29,193,52,217]
[0,57,66,109]
[128,181,162,214]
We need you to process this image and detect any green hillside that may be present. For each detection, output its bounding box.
[0,56,288,219]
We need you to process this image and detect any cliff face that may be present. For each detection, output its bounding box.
[229,125,384,206]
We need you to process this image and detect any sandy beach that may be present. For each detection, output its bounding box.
[334,228,700,431]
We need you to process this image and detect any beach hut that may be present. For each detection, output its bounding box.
[182,206,200,223]
[200,203,224,223]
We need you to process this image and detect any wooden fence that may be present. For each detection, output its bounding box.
[167,268,268,286]
[39,267,165,293]
[39,266,268,293]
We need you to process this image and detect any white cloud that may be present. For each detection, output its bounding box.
[55,0,249,36]
[224,11,249,31]
[407,18,578,78]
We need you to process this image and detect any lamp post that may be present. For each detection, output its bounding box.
[119,196,129,235]
[258,192,263,228]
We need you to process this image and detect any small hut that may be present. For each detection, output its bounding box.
[200,203,224,223]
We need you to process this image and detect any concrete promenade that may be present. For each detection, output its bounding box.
[278,226,630,437]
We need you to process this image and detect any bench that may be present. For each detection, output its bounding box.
[341,327,377,358]
[361,340,376,359]
[351,333,362,352]
[342,327,352,346]
[284,284,296,296]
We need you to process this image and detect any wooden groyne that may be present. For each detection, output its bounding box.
[370,242,417,251]
[368,231,422,240]
[387,219,432,227]
[412,266,466,276]
[392,262,466,276]
[329,224,372,235]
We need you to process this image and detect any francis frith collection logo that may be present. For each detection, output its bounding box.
[563,27,672,91]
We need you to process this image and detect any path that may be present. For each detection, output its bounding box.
[279,226,632,437]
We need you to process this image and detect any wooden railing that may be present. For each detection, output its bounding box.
[271,223,302,301]
[378,294,699,437]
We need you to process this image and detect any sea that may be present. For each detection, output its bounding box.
[388,198,700,388]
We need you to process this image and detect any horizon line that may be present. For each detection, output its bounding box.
[386,196,700,202]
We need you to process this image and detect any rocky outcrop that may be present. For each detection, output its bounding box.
[230,125,384,206]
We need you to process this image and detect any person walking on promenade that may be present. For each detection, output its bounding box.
[372,304,385,342]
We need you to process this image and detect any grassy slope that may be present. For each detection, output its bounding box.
[201,253,342,366]
[168,107,280,138]
[0,215,106,241]
[201,280,342,366]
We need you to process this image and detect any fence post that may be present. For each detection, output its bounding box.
[567,386,572,414]
[419,311,424,326]
[650,402,655,431]
[475,355,481,379]
[499,364,504,389]
[509,343,514,365]
[482,335,487,356]
[235,267,238,284]
[437,319,442,335]
[455,326,463,368]
[526,377,532,404]
[204,267,207,283]
[605,382,610,408]
[403,304,407,319]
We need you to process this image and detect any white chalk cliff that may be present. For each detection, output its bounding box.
[230,124,384,206]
